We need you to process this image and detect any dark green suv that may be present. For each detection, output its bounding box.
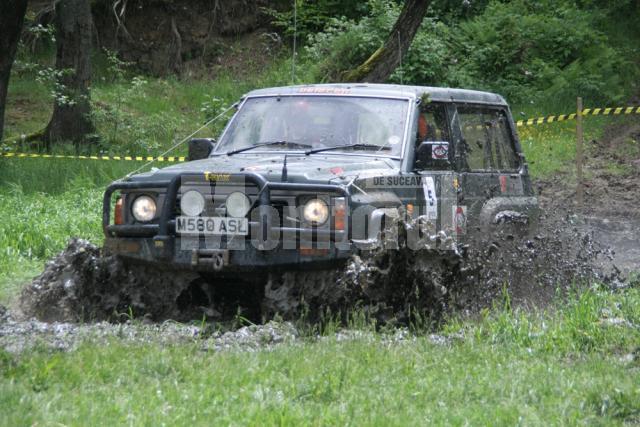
[103,84,538,273]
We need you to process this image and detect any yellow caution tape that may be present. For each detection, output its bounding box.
[516,105,640,127]
[2,104,638,161]
[0,152,186,162]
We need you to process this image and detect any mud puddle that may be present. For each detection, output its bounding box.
[0,306,298,354]
[2,204,632,354]
[0,303,458,354]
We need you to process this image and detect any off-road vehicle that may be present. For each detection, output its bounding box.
[102,84,538,318]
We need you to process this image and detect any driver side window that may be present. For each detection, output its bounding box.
[413,103,451,170]
[417,104,450,144]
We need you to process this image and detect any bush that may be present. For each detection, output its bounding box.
[265,0,371,44]
[305,0,399,82]
[305,0,639,110]
[446,0,637,108]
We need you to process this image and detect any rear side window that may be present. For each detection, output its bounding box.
[457,106,518,171]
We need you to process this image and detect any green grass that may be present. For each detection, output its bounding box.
[3,55,313,156]
[1,287,638,425]
[518,114,636,178]
[0,158,112,303]
[0,179,104,303]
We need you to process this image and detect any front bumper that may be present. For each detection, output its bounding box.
[103,172,352,271]
[103,236,353,272]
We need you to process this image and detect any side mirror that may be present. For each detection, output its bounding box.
[188,138,216,161]
[415,141,450,169]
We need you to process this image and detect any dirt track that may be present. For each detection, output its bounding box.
[537,121,640,276]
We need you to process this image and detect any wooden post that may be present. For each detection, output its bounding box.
[576,97,584,207]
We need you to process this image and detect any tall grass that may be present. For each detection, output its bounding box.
[0,157,121,302]
[0,158,112,302]
[518,115,631,178]
[3,56,312,156]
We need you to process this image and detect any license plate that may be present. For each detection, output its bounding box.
[176,216,248,236]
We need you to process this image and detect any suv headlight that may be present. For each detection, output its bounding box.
[226,192,251,218]
[180,190,205,216]
[303,199,329,225]
[132,195,157,222]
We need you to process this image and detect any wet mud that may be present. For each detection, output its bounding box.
[19,239,199,322]
[0,305,299,354]
[16,202,620,328]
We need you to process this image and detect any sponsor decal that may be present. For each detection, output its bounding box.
[423,177,438,220]
[431,143,449,160]
[453,205,467,235]
[370,176,423,188]
[499,175,508,193]
[204,172,231,182]
[297,87,351,94]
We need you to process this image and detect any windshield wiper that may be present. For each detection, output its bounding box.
[305,143,391,155]
[226,140,313,156]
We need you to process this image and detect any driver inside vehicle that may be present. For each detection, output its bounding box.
[417,107,449,144]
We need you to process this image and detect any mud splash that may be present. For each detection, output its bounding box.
[19,239,199,322]
[18,206,622,326]
[263,211,618,322]
[263,250,456,324]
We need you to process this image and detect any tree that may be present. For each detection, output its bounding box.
[44,0,94,145]
[0,0,29,141]
[343,0,430,83]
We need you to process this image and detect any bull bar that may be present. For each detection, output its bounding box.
[102,172,350,251]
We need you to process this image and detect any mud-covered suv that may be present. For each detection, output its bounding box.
[103,84,538,273]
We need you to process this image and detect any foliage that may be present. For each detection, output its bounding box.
[427,0,492,22]
[305,0,400,81]
[264,0,371,43]
[305,0,640,109]
[445,0,638,108]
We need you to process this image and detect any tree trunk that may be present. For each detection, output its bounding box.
[343,0,430,83]
[44,0,95,145]
[0,0,29,141]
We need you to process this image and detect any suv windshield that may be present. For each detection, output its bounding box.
[216,96,409,156]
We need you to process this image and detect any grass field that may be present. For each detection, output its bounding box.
[1,60,639,425]
[1,287,639,425]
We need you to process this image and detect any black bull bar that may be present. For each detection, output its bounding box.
[103,172,350,245]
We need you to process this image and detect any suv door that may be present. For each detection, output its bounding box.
[411,102,459,248]
[453,104,533,236]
